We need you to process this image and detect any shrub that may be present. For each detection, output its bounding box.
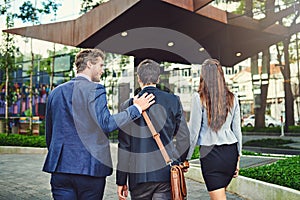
[240,156,300,191]
[39,120,45,135]
[243,138,297,149]
[287,126,300,133]
[191,146,200,160]
[242,126,281,133]
[0,129,118,147]
[242,125,300,133]
[0,133,46,147]
[109,130,119,143]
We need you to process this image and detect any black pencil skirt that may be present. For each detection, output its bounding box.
[200,143,238,192]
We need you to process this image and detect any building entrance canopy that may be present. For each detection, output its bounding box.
[3,0,292,66]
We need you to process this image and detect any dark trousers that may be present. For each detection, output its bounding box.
[130,182,171,200]
[50,173,106,200]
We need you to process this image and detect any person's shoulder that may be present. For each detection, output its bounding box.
[47,82,68,100]
[90,83,106,97]
[189,92,200,103]
[233,93,239,102]
[120,98,133,109]
[192,92,199,98]
[93,82,105,89]
[79,81,105,91]
[49,82,65,94]
[159,89,178,99]
[231,93,240,108]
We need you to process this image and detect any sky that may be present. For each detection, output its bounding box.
[0,0,82,26]
[0,0,82,56]
[0,0,244,58]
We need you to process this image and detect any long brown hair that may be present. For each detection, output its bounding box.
[198,58,234,132]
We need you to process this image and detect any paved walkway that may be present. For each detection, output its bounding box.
[0,151,244,200]
[1,134,299,200]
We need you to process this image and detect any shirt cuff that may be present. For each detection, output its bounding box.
[133,104,142,114]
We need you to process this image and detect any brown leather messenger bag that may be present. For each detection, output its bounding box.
[142,111,189,200]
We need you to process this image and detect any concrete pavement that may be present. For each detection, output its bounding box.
[1,134,299,200]
[0,155,245,200]
[0,145,245,200]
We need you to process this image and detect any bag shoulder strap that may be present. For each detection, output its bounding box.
[142,111,172,164]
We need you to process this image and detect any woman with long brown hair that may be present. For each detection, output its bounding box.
[187,58,242,200]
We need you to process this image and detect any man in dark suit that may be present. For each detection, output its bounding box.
[42,49,155,200]
[116,59,190,200]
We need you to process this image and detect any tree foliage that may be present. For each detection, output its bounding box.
[17,0,61,24]
[80,0,107,14]
[18,1,42,23]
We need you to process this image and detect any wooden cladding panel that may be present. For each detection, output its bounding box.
[196,5,227,24]
[74,0,140,45]
[162,0,194,11]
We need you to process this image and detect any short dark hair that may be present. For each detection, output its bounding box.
[137,59,160,85]
[75,49,105,73]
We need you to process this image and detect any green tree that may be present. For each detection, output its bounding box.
[0,0,19,134]
[16,0,61,134]
[274,0,299,129]
[102,54,130,113]
[215,0,299,129]
[80,0,107,14]
[254,0,273,128]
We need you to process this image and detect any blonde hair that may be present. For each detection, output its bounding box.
[75,49,105,73]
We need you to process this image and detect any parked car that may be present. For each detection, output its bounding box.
[243,115,281,127]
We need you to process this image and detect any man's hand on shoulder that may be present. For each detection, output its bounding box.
[133,92,155,111]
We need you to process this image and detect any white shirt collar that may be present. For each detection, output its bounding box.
[76,73,91,82]
[141,84,156,90]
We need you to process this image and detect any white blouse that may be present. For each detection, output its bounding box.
[187,93,242,159]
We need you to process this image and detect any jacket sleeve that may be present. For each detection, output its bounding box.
[45,95,53,149]
[173,96,190,162]
[231,96,242,155]
[116,99,132,186]
[186,93,202,160]
[91,85,141,133]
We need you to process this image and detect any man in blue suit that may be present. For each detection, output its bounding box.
[42,49,155,200]
[116,59,190,200]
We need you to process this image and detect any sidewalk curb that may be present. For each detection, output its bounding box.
[186,165,300,200]
[2,146,300,200]
[243,132,300,136]
[0,146,47,154]
[243,146,300,155]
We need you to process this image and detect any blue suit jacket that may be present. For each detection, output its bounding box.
[116,87,190,190]
[43,76,141,177]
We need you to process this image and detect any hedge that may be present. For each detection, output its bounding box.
[240,156,300,191]
[243,138,297,149]
[0,134,46,147]
[1,133,299,191]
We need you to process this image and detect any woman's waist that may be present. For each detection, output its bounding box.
[198,130,238,146]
